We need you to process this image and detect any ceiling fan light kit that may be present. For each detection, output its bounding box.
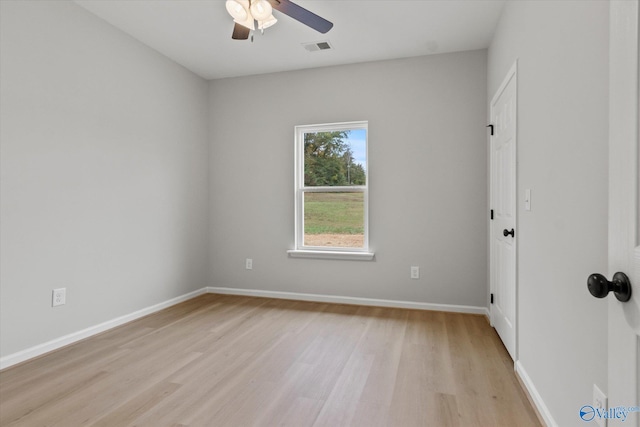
[225,0,247,21]
[249,0,273,21]
[226,0,333,41]
[226,0,276,32]
[257,15,277,30]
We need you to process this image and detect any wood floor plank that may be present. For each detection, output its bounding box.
[341,307,407,426]
[276,396,326,427]
[6,351,202,427]
[312,352,375,427]
[89,381,183,427]
[0,294,542,427]
[184,304,372,425]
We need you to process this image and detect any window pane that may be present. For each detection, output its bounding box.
[303,192,364,248]
[304,129,366,187]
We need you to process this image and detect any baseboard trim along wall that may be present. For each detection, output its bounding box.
[1,286,489,370]
[2,286,555,424]
[515,360,558,427]
[0,288,207,370]
[207,286,490,316]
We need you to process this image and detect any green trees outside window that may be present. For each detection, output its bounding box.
[304,131,366,187]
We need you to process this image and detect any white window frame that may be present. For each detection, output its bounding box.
[287,121,374,261]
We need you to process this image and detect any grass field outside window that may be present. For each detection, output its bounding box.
[304,192,364,248]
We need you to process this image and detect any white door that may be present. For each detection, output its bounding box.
[608,0,639,424]
[490,62,517,360]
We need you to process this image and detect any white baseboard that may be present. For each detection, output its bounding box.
[0,288,207,371]
[515,360,557,427]
[1,286,489,371]
[207,286,490,316]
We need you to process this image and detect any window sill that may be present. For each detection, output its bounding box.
[287,249,375,261]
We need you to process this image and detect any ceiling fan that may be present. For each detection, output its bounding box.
[225,0,333,40]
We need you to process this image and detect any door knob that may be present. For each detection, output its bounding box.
[587,272,632,302]
[503,228,515,238]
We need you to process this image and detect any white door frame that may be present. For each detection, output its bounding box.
[489,61,518,361]
[607,0,639,421]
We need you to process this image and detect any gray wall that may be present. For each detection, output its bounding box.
[488,1,609,425]
[0,1,210,357]
[209,51,488,308]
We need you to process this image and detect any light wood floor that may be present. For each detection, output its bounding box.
[0,294,541,426]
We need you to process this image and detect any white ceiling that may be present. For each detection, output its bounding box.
[75,0,505,80]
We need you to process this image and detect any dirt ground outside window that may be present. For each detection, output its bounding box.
[304,233,364,248]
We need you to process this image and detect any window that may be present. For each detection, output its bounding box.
[288,121,374,260]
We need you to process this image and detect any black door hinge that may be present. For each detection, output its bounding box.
[490,293,494,304]
[486,124,494,136]
[490,209,494,220]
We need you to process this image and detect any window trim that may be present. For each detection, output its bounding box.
[289,121,373,260]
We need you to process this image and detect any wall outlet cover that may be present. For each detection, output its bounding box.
[52,288,66,307]
[592,384,607,427]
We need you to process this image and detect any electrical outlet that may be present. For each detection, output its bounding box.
[410,266,420,279]
[245,258,253,270]
[593,384,607,427]
[52,288,66,307]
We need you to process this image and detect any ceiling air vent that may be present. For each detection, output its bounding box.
[302,41,333,52]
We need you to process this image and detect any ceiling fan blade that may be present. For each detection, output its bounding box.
[232,23,251,40]
[267,0,333,34]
